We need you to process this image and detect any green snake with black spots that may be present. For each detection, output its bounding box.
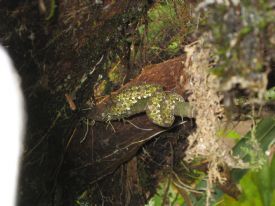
[91,83,192,127]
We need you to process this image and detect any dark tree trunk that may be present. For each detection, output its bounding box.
[0,1,194,205]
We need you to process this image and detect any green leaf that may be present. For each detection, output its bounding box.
[265,87,275,101]
[146,181,184,206]
[232,117,275,181]
[221,157,275,206]
[45,0,56,20]
[217,129,241,140]
[226,130,241,139]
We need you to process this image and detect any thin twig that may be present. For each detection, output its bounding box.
[24,109,63,158]
[89,55,104,75]
[172,171,205,194]
[80,118,89,143]
[161,177,171,206]
[66,127,78,149]
[125,120,153,131]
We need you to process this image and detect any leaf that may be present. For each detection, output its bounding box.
[232,117,275,181]
[221,157,275,206]
[227,130,241,139]
[265,87,275,101]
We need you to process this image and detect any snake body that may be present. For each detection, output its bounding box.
[96,83,191,127]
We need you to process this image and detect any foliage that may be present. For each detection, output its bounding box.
[136,0,194,63]
[265,87,275,101]
[147,117,275,205]
[221,156,275,206]
[146,181,185,206]
[140,1,275,205]
[205,0,275,78]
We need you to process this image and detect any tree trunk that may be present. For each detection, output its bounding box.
[0,1,194,205]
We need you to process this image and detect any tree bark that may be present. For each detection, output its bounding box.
[0,1,195,205]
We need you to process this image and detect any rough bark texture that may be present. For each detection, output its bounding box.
[0,1,195,205]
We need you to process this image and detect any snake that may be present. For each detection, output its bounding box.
[91,83,192,127]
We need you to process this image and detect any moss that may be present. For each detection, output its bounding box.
[94,59,127,97]
[205,1,275,79]
[135,0,194,63]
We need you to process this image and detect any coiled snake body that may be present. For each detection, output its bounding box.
[93,83,192,127]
